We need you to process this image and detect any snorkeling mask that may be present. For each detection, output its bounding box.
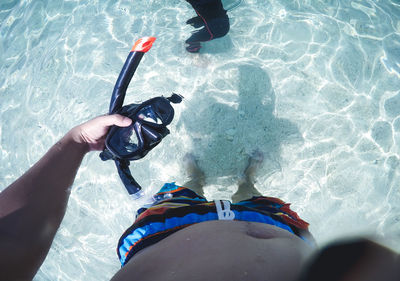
[100,37,182,197]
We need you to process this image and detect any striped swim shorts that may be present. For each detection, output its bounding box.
[117,182,313,266]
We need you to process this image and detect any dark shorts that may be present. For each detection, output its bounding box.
[117,182,313,266]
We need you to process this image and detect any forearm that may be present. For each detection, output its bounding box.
[0,114,130,280]
[0,130,89,279]
[0,130,88,216]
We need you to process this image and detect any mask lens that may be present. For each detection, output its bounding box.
[126,128,139,153]
[110,124,139,156]
[137,105,163,124]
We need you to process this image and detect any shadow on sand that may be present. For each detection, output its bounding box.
[179,63,303,183]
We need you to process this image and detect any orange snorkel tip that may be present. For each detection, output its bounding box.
[131,37,156,53]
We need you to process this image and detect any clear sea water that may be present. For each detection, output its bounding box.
[1,0,400,280]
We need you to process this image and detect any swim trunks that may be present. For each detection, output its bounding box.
[117,182,313,266]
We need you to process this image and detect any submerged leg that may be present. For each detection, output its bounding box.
[186,16,204,28]
[184,0,230,53]
[182,153,206,197]
[232,151,264,203]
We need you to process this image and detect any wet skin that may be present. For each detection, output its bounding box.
[111,220,313,281]
[0,116,312,281]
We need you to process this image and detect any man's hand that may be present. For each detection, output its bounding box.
[68,114,132,151]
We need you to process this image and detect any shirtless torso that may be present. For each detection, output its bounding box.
[111,220,313,281]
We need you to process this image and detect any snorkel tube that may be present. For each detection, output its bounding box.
[109,37,156,114]
[102,37,156,197]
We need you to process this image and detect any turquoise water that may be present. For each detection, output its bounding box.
[1,0,400,280]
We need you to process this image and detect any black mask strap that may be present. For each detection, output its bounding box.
[115,159,142,196]
[167,93,183,104]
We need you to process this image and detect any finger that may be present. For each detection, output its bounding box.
[96,114,132,127]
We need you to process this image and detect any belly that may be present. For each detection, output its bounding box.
[111,220,313,281]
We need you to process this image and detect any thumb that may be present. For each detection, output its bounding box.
[113,114,133,127]
[100,114,132,127]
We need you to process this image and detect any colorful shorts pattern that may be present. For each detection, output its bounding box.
[117,182,313,266]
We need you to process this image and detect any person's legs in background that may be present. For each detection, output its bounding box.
[185,0,230,53]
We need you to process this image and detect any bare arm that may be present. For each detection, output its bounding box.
[0,114,131,281]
